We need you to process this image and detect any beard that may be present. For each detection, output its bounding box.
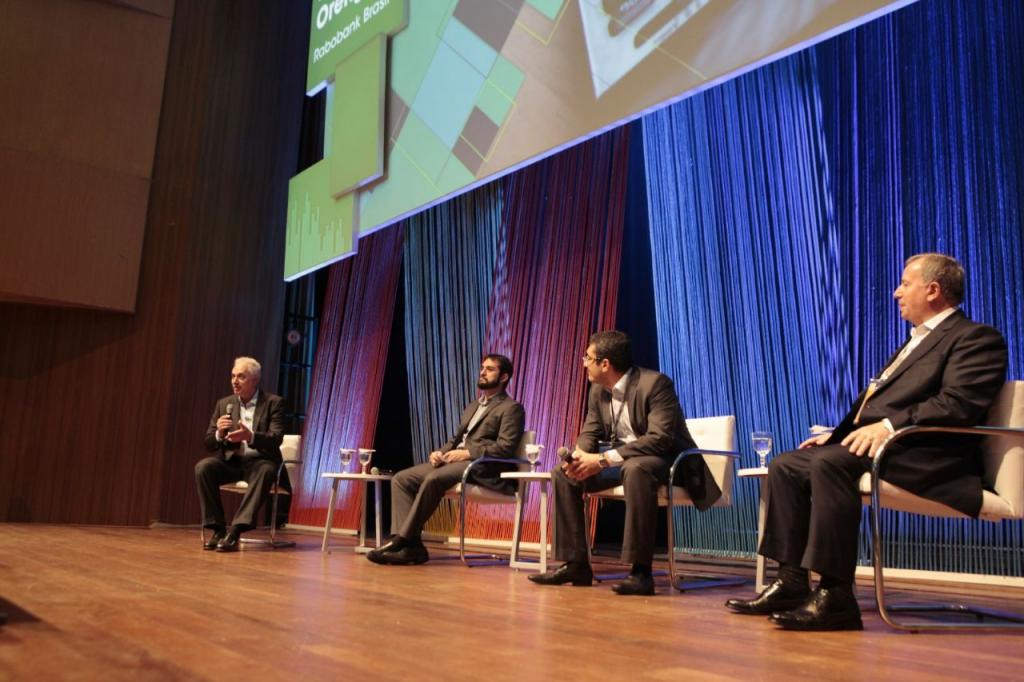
[477,376,502,390]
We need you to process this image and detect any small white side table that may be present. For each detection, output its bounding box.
[320,472,393,553]
[500,471,552,573]
[737,466,768,591]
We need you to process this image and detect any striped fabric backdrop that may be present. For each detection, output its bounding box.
[643,0,1024,574]
[399,128,631,542]
[290,227,405,529]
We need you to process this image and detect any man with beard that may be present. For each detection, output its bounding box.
[367,354,526,565]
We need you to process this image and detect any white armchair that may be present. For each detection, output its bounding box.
[588,415,746,591]
[869,381,1024,631]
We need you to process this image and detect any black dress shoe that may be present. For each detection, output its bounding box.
[769,587,863,631]
[528,562,594,586]
[203,528,227,551]
[612,572,655,596]
[215,527,242,552]
[725,579,811,615]
[367,543,429,565]
[368,537,406,559]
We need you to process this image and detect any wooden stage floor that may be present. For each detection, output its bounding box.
[1,524,1022,681]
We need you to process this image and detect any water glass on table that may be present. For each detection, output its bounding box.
[752,431,773,469]
[358,448,375,474]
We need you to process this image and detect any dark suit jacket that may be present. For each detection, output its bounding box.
[577,367,722,510]
[204,391,287,464]
[828,310,1007,516]
[440,391,526,493]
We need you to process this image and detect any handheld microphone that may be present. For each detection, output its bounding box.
[557,446,573,463]
[226,403,234,422]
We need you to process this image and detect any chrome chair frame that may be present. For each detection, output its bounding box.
[870,424,1024,632]
[453,455,531,566]
[666,447,746,592]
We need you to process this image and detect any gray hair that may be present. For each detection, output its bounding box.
[906,253,965,305]
[233,356,262,380]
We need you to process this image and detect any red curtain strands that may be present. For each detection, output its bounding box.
[466,127,631,543]
[289,226,405,529]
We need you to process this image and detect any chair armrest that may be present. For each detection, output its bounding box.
[461,457,531,484]
[669,448,740,485]
[870,425,1024,503]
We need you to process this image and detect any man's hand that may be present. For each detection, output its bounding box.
[216,414,233,437]
[564,451,603,481]
[226,422,252,444]
[442,449,471,463]
[840,422,891,458]
[428,450,445,467]
[798,432,831,449]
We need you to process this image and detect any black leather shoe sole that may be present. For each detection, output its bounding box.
[367,547,428,565]
[725,595,808,615]
[527,570,593,586]
[611,577,655,596]
[769,611,864,631]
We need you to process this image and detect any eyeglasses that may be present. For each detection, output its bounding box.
[581,354,602,365]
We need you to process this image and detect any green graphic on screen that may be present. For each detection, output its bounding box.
[285,0,913,280]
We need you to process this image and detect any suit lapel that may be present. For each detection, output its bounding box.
[878,312,962,389]
[251,392,265,430]
[464,393,505,436]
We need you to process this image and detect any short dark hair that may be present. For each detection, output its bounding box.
[906,253,965,305]
[483,353,514,385]
[588,330,633,372]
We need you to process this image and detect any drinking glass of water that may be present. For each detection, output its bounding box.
[358,448,375,475]
[339,448,355,471]
[752,432,773,469]
[524,444,543,472]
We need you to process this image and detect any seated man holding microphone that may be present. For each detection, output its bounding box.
[194,357,287,552]
[529,331,720,595]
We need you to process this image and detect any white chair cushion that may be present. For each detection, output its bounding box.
[445,483,516,504]
[857,474,1015,521]
[591,485,731,508]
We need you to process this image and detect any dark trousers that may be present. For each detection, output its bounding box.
[390,461,472,540]
[759,445,872,583]
[195,455,277,530]
[552,455,669,565]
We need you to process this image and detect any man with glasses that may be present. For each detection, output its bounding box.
[529,330,720,595]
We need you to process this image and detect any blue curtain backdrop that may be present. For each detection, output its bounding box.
[643,0,1024,574]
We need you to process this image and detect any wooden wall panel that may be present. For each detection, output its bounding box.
[0,0,309,525]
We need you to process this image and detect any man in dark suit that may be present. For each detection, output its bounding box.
[529,330,720,595]
[726,253,1008,630]
[367,354,526,565]
[195,357,287,552]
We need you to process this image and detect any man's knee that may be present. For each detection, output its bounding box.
[195,457,220,478]
[620,457,666,488]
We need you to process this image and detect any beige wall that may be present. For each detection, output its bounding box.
[0,0,173,311]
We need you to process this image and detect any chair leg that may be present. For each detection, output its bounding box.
[665,489,745,592]
[871,501,1024,631]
